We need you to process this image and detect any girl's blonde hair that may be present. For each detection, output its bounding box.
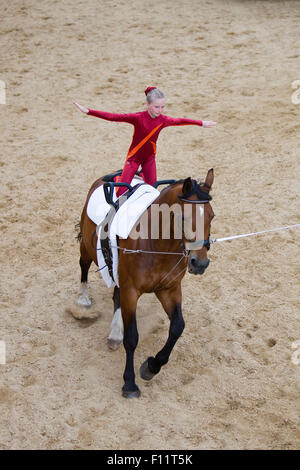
[145,87,166,104]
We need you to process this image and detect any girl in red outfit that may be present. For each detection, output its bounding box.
[74,87,216,196]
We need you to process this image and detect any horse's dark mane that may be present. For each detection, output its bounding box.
[162,178,212,201]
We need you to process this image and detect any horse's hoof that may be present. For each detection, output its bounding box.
[107,338,122,351]
[122,387,141,399]
[77,295,91,308]
[140,359,156,381]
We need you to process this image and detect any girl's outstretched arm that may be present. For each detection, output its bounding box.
[73,102,138,124]
[163,115,216,128]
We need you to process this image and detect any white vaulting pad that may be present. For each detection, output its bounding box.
[111,185,160,239]
[88,182,160,288]
[87,177,144,226]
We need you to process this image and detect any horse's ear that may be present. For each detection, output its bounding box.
[203,168,214,192]
[182,177,193,196]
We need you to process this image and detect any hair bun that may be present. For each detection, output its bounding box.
[144,86,157,96]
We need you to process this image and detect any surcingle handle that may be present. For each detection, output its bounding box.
[153,179,177,189]
[103,182,133,209]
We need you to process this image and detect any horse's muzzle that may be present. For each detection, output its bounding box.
[188,256,210,275]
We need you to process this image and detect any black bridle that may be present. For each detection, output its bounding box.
[179,237,210,253]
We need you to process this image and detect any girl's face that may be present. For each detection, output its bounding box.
[147,98,166,118]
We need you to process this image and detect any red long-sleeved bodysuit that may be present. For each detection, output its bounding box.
[87,109,203,196]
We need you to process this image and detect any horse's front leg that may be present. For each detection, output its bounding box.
[120,287,140,398]
[77,242,92,307]
[140,284,185,381]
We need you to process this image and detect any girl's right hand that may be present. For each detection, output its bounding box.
[202,121,216,128]
[73,102,89,114]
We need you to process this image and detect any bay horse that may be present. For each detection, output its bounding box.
[77,168,214,398]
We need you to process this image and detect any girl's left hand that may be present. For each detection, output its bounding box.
[73,102,89,114]
[203,121,216,128]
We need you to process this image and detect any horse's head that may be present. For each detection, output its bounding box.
[178,169,214,275]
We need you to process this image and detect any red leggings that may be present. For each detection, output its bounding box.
[116,157,156,196]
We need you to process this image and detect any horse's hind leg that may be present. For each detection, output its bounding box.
[140,284,185,381]
[108,287,123,350]
[77,242,92,307]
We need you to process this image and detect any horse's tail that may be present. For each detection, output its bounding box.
[75,221,82,242]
